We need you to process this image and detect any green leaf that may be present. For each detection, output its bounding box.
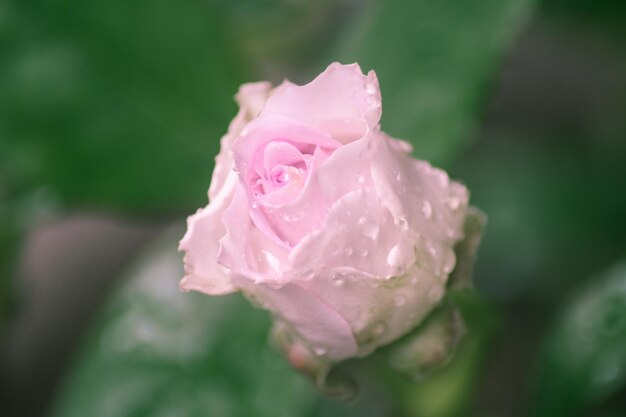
[331,0,535,166]
[449,207,487,290]
[531,262,626,417]
[398,290,498,417]
[49,227,392,417]
[49,227,316,417]
[1,0,244,213]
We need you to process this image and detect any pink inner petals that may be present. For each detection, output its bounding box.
[252,140,314,206]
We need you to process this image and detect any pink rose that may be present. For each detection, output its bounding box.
[180,63,469,362]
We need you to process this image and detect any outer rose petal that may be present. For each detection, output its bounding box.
[218,186,290,284]
[370,132,469,279]
[262,63,381,144]
[209,82,272,200]
[232,278,359,361]
[288,188,446,356]
[179,171,238,294]
[180,82,271,294]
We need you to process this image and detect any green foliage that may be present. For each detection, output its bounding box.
[49,229,391,417]
[398,290,499,417]
[0,0,243,212]
[1,0,546,416]
[531,262,626,417]
[332,0,534,166]
[0,0,535,214]
[49,230,314,417]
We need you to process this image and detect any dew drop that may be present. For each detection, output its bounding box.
[358,217,367,225]
[372,323,386,336]
[314,347,327,356]
[387,245,402,267]
[251,200,259,209]
[359,247,369,257]
[362,222,380,239]
[395,216,409,230]
[428,285,443,301]
[442,250,456,274]
[356,173,365,184]
[421,200,433,219]
[299,269,315,280]
[343,246,354,256]
[395,171,402,182]
[434,169,449,187]
[427,244,437,258]
[448,196,461,211]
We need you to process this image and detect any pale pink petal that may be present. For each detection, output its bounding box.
[218,186,291,285]
[179,171,239,295]
[370,132,469,278]
[233,278,359,361]
[232,115,339,246]
[289,187,415,279]
[209,82,272,200]
[296,265,445,357]
[262,63,381,144]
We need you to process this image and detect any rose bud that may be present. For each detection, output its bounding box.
[179,63,477,370]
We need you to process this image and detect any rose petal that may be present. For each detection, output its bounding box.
[209,82,272,201]
[218,186,291,285]
[290,187,415,279]
[287,187,446,356]
[233,278,359,361]
[262,63,381,144]
[179,170,239,295]
[370,132,469,278]
[296,265,445,357]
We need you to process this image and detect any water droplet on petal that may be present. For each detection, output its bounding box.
[358,217,367,225]
[343,246,353,256]
[372,323,386,336]
[299,269,315,280]
[428,285,443,301]
[359,247,369,257]
[356,173,365,184]
[448,196,461,211]
[421,200,433,219]
[387,245,402,267]
[395,216,409,230]
[442,250,456,274]
[427,244,437,258]
[314,347,327,356]
[362,221,380,239]
[251,200,259,209]
[434,169,449,187]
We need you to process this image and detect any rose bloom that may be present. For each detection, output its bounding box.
[180,63,469,362]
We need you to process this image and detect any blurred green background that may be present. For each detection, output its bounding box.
[1,1,626,416]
